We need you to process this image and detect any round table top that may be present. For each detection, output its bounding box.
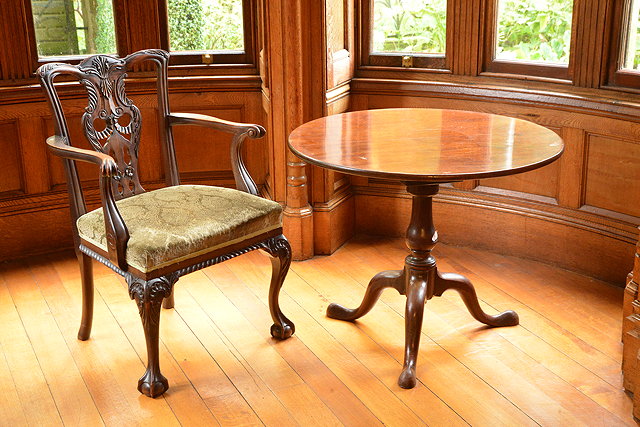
[288,108,564,182]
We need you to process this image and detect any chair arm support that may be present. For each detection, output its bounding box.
[167,113,266,196]
[46,136,130,270]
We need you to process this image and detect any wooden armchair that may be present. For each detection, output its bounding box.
[36,49,294,398]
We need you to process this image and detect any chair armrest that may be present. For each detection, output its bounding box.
[167,113,266,196]
[47,136,130,270]
[168,112,266,138]
[47,135,116,169]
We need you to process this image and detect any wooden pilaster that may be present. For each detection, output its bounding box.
[261,0,326,259]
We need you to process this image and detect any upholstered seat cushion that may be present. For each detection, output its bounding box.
[77,185,282,273]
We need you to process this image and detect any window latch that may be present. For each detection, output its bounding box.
[202,53,213,64]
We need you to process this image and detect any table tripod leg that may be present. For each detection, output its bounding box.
[327,269,405,321]
[434,270,519,327]
[398,273,429,389]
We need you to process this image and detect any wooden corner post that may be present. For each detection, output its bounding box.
[261,0,326,260]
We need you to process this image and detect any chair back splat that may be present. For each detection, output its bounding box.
[37,49,177,213]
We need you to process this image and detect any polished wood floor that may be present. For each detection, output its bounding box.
[0,235,632,426]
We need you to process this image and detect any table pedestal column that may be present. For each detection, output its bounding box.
[327,182,519,389]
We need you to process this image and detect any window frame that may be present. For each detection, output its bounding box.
[23,0,128,68]
[159,0,257,67]
[21,0,257,71]
[606,0,640,89]
[481,0,577,82]
[358,0,452,71]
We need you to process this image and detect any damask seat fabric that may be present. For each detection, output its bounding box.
[77,185,283,273]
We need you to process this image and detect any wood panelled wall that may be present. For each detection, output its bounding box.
[286,0,640,286]
[347,82,640,284]
[0,86,267,261]
[1,0,639,287]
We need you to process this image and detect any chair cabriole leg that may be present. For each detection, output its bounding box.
[264,235,295,340]
[77,252,94,341]
[128,274,177,397]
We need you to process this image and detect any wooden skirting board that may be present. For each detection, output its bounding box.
[353,184,637,285]
[312,191,355,255]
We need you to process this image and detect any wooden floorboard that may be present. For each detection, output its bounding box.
[0,235,633,426]
[0,269,64,427]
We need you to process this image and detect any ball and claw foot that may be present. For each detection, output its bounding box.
[271,322,295,340]
[138,370,169,398]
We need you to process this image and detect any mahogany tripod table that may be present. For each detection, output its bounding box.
[288,108,564,389]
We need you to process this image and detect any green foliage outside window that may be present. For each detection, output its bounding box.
[31,0,116,57]
[168,0,244,52]
[94,0,116,53]
[624,0,640,70]
[496,0,573,63]
[373,0,446,53]
[372,0,573,64]
[168,0,205,50]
